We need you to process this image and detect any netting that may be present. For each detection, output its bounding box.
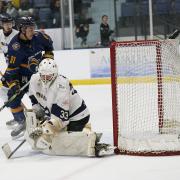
[110,40,180,155]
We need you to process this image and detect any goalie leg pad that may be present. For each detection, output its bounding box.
[25,131,53,150]
[36,134,52,150]
[25,110,39,134]
[25,117,63,151]
[42,131,97,156]
[25,110,44,150]
[82,123,92,133]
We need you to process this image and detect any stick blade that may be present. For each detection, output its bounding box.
[2,143,12,159]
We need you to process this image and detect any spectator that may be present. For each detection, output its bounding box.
[6,1,18,19]
[100,15,114,47]
[75,22,89,47]
[51,0,61,28]
[0,1,7,14]
[18,0,34,17]
[11,0,20,9]
[32,0,51,8]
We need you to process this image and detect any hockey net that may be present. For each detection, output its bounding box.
[110,39,180,156]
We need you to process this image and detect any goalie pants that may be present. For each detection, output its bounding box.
[67,115,90,131]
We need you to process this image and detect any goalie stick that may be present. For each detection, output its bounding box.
[2,139,26,159]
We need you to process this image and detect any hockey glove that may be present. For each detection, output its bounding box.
[32,104,45,121]
[8,83,20,98]
[1,76,8,87]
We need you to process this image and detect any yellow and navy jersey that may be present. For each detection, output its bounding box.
[3,31,54,87]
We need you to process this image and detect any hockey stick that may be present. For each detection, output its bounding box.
[0,71,3,87]
[0,81,30,112]
[0,70,3,76]
[1,102,29,159]
[2,139,26,159]
[168,29,180,39]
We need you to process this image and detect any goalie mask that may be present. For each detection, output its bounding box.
[38,58,58,87]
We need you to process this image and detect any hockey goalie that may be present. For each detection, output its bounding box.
[25,58,113,157]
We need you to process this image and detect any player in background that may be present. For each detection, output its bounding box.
[0,13,18,63]
[25,58,113,157]
[0,16,54,140]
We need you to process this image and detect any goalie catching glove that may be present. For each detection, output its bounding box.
[41,118,67,135]
[28,118,66,149]
[29,117,64,139]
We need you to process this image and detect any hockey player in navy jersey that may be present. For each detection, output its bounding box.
[0,17,54,139]
[25,58,113,157]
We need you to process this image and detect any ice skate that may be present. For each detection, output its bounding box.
[95,143,115,157]
[6,119,18,130]
[11,121,26,140]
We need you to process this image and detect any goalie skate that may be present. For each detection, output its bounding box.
[95,143,115,157]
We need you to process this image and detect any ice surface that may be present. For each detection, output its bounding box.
[0,85,180,180]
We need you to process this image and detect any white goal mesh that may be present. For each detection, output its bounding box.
[110,40,180,155]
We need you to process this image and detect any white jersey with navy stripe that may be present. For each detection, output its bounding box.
[0,29,18,54]
[29,73,90,124]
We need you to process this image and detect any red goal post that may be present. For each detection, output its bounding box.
[110,39,180,156]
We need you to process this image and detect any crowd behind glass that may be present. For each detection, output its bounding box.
[0,0,61,29]
[1,0,180,49]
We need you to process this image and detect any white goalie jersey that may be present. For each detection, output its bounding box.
[0,29,18,55]
[29,73,90,125]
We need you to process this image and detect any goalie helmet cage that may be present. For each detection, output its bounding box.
[110,39,180,156]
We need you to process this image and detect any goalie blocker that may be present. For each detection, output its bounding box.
[25,110,114,157]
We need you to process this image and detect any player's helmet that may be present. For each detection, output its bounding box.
[0,13,14,26]
[17,16,35,31]
[38,58,58,86]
